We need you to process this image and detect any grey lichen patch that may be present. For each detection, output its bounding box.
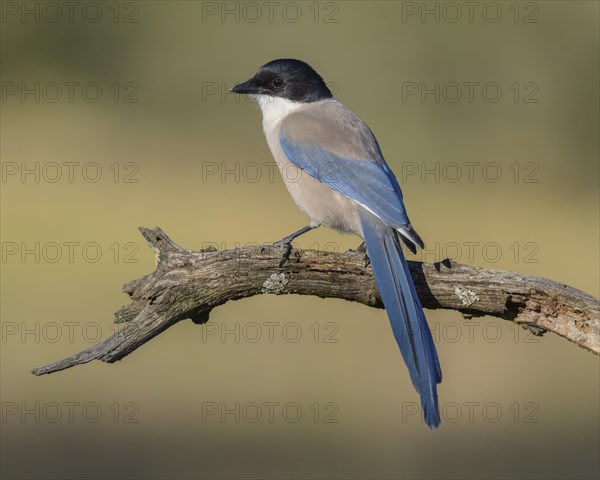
[455,287,480,307]
[262,273,289,294]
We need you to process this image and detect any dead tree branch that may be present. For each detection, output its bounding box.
[32,227,599,376]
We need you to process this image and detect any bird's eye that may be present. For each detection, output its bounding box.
[272,78,284,88]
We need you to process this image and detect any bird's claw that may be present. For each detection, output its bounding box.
[272,225,315,267]
[273,238,294,267]
[357,242,370,267]
[277,241,293,267]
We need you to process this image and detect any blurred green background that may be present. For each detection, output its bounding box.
[1,1,599,479]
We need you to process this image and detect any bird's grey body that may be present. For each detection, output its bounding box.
[258,95,423,250]
[258,97,366,235]
[232,59,441,428]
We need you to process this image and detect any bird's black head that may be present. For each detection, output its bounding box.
[230,59,333,103]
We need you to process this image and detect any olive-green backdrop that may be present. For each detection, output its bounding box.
[1,1,598,479]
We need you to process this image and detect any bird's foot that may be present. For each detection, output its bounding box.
[273,225,315,268]
[273,237,296,267]
[276,241,293,267]
[357,242,370,267]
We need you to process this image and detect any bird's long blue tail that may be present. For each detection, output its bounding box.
[360,210,442,428]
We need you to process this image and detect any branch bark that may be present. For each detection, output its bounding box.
[32,227,599,376]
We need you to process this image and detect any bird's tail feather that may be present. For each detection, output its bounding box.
[360,210,442,429]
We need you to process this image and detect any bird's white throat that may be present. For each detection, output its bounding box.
[251,95,304,131]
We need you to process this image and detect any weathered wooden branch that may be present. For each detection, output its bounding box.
[32,227,599,376]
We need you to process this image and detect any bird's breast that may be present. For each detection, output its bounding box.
[263,121,363,237]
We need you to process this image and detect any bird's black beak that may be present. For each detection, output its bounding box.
[230,77,262,94]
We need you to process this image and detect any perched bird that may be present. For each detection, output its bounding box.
[231,59,442,428]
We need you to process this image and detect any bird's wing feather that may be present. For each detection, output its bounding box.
[279,104,412,230]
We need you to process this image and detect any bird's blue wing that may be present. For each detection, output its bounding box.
[279,132,411,229]
[279,107,440,428]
